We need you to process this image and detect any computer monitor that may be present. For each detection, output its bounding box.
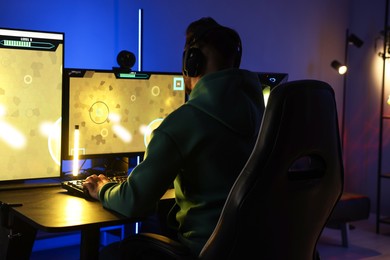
[0,27,64,182]
[61,69,186,165]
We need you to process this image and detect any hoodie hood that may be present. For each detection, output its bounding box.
[187,68,265,137]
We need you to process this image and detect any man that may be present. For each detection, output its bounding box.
[83,17,265,257]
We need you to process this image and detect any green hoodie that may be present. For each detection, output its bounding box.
[99,68,265,255]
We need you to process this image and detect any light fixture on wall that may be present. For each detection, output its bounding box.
[331,29,364,150]
[331,60,348,75]
[348,33,364,48]
[331,32,364,75]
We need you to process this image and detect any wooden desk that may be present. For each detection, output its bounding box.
[0,184,174,259]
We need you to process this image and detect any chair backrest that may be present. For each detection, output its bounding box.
[199,79,344,260]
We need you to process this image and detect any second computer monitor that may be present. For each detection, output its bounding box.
[0,27,64,182]
[62,69,186,160]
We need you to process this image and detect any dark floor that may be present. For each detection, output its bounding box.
[317,214,390,259]
[30,213,390,260]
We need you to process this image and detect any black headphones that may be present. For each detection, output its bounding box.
[182,26,242,77]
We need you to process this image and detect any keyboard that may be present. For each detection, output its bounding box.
[61,175,128,199]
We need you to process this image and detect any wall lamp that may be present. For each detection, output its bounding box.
[331,32,364,75]
[331,60,348,75]
[348,33,364,48]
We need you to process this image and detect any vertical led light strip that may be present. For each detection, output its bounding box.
[72,125,80,176]
[134,9,144,235]
[138,8,143,71]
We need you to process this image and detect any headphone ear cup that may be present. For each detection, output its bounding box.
[182,47,204,77]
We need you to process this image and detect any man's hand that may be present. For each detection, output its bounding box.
[82,174,110,200]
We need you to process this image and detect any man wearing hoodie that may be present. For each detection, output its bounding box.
[83,17,265,258]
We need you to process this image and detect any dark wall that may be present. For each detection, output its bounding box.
[0,0,348,78]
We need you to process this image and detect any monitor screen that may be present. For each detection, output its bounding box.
[0,28,64,182]
[62,69,186,161]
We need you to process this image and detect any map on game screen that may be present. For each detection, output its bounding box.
[0,28,63,182]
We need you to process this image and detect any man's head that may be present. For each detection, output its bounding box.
[182,17,242,94]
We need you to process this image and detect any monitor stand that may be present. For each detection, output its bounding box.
[91,157,129,173]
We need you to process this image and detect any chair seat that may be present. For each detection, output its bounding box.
[326,192,370,247]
